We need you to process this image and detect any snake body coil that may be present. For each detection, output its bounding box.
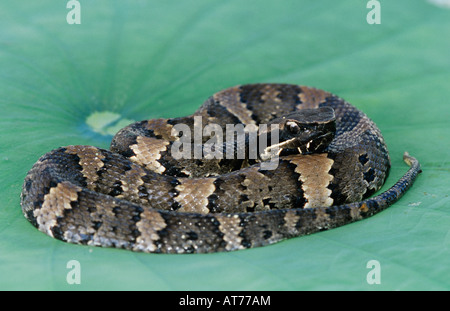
[21,84,421,253]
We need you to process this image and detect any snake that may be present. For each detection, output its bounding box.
[20,83,421,254]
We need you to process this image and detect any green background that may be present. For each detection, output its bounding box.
[1,0,449,290]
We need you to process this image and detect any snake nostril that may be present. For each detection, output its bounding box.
[286,121,300,134]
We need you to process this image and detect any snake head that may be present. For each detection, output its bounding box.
[260,107,336,160]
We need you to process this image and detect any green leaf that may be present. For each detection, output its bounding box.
[1,0,449,290]
[85,111,135,136]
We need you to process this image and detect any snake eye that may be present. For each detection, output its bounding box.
[286,121,300,134]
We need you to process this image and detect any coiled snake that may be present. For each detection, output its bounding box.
[20,84,421,253]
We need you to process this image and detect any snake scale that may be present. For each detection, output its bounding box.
[21,84,421,254]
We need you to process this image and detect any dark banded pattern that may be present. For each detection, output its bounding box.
[20,84,421,253]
